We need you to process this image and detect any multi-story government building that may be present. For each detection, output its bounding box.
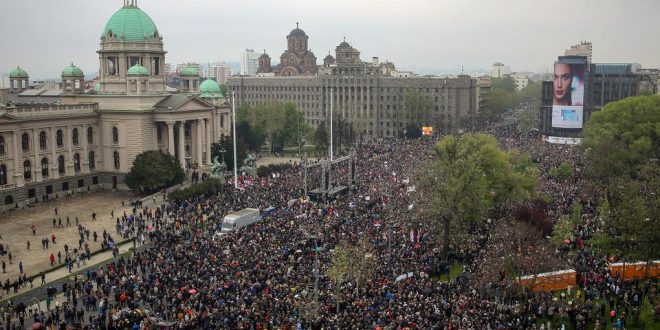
[0,0,231,210]
[230,29,489,140]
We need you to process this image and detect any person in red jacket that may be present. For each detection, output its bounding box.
[49,253,55,266]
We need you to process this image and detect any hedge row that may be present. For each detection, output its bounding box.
[256,163,294,177]
[167,179,224,202]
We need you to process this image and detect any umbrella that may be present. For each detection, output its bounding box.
[32,323,42,330]
[188,289,197,295]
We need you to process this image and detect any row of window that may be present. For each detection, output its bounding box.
[0,151,120,185]
[3,177,101,205]
[0,127,119,156]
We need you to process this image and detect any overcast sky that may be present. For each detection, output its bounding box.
[1,0,659,79]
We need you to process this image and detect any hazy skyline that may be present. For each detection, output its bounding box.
[1,0,659,79]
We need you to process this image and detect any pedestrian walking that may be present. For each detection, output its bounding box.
[26,241,30,250]
[31,224,36,235]
[49,254,55,266]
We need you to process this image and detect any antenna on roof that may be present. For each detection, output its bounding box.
[296,22,299,29]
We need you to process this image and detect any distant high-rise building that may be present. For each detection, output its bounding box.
[0,73,9,89]
[208,61,232,84]
[565,41,592,66]
[490,62,511,78]
[513,73,529,91]
[240,49,260,76]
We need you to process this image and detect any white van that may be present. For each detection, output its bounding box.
[221,208,261,233]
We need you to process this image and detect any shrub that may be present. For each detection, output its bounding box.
[167,178,224,202]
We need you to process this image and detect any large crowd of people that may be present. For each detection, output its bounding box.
[0,118,657,329]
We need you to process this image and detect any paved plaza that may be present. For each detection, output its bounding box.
[0,190,142,292]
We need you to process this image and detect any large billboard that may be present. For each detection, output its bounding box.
[552,62,585,128]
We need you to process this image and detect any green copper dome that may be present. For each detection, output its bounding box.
[94,82,101,92]
[180,66,199,76]
[62,63,84,77]
[102,5,159,42]
[200,79,223,98]
[127,64,148,76]
[9,66,29,78]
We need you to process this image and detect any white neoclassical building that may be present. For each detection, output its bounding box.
[0,1,231,209]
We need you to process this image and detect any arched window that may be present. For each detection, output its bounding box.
[113,151,120,169]
[88,151,95,170]
[0,164,7,185]
[0,136,5,156]
[39,131,48,150]
[4,195,12,205]
[72,128,79,146]
[21,133,30,152]
[23,160,31,180]
[58,155,65,174]
[56,129,64,147]
[87,127,94,144]
[73,153,81,172]
[112,127,119,144]
[41,157,49,177]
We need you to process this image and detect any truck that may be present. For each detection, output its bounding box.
[220,208,261,233]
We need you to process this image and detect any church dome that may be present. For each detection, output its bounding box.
[9,66,29,78]
[200,79,223,98]
[62,63,84,77]
[259,52,270,59]
[127,64,148,76]
[180,66,199,76]
[102,4,159,41]
[288,23,307,37]
[338,41,350,48]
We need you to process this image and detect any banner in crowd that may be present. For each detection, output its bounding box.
[609,261,660,281]
[516,269,576,292]
[543,135,582,145]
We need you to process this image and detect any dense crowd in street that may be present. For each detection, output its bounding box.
[0,120,656,329]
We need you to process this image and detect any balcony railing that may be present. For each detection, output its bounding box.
[0,184,16,191]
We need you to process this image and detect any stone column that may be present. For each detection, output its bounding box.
[33,129,41,182]
[50,127,58,180]
[196,119,204,166]
[166,121,175,155]
[81,125,89,173]
[12,131,23,187]
[205,119,211,165]
[65,126,73,175]
[178,121,186,168]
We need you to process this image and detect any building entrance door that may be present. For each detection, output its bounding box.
[112,176,117,189]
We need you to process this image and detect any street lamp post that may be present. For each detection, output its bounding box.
[232,91,238,189]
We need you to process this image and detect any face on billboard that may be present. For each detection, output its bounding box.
[553,63,585,106]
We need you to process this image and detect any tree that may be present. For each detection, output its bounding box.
[415,133,537,264]
[211,135,247,171]
[218,83,228,98]
[491,76,516,92]
[582,95,660,266]
[326,239,376,296]
[314,122,329,157]
[582,94,660,184]
[403,88,432,128]
[124,150,185,193]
